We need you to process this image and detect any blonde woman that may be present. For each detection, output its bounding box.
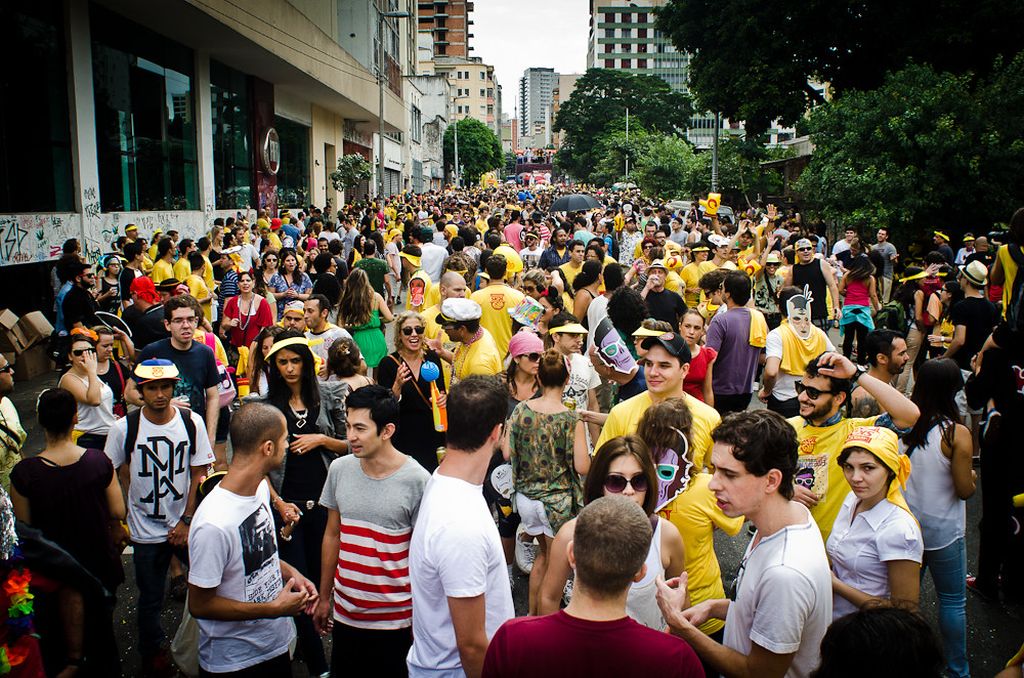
[338,268,394,371]
[377,311,445,472]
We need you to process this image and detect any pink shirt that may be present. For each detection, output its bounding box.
[844,278,871,306]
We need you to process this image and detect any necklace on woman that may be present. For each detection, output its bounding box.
[289,403,307,429]
[238,294,255,332]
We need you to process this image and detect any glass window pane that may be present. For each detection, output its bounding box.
[275,117,309,209]
[90,4,198,212]
[210,60,253,210]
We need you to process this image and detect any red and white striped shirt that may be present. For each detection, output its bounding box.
[334,517,414,629]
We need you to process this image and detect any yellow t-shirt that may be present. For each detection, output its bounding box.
[475,218,488,234]
[186,275,212,321]
[173,258,191,282]
[267,232,283,251]
[151,259,175,284]
[452,328,503,382]
[594,391,721,471]
[657,473,744,635]
[998,244,1020,315]
[680,261,718,308]
[788,415,881,543]
[665,271,684,295]
[559,261,583,309]
[470,284,524,359]
[141,254,154,274]
[202,255,215,291]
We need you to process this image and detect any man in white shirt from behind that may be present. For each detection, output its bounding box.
[187,403,319,675]
[407,376,515,678]
[657,409,832,678]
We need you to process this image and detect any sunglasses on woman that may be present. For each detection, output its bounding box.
[604,473,648,494]
[402,326,426,336]
[72,348,96,357]
[521,352,541,362]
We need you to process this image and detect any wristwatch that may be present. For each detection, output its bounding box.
[181,515,193,526]
[850,364,868,386]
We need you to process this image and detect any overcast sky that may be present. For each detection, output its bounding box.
[470,0,589,117]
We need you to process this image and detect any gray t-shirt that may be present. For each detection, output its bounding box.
[872,242,897,278]
[318,454,430,629]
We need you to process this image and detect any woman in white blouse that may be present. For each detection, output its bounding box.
[828,426,923,618]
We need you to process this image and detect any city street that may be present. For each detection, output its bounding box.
[7,358,1021,676]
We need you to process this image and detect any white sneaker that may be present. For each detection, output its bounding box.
[514,525,538,574]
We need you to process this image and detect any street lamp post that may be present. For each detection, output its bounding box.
[451,94,467,187]
[378,9,409,200]
[711,111,720,192]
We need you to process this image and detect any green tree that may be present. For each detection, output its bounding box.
[553,69,691,183]
[329,154,372,193]
[632,134,699,199]
[589,121,655,187]
[443,118,503,185]
[684,139,789,206]
[795,55,1024,238]
[656,0,1024,135]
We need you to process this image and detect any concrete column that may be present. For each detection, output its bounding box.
[65,0,101,257]
[194,51,217,219]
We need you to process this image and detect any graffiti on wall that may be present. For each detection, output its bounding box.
[0,214,79,266]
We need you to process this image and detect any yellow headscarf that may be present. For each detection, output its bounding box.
[840,426,914,519]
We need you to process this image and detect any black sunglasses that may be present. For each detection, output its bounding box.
[402,326,425,336]
[72,348,96,357]
[604,473,649,494]
[520,352,541,362]
[794,382,834,400]
[0,364,13,374]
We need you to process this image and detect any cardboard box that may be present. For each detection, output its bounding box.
[13,344,51,382]
[17,311,53,348]
[0,310,28,354]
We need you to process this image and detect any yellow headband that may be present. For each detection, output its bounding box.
[841,427,914,518]
[265,337,312,360]
[549,323,588,335]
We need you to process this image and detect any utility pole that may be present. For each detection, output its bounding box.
[377,9,409,200]
[454,118,460,188]
[625,107,630,182]
[711,111,720,192]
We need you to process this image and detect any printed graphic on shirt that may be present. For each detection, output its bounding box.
[137,434,189,520]
[795,451,829,499]
[238,504,279,602]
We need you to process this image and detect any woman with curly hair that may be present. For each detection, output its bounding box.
[337,268,394,371]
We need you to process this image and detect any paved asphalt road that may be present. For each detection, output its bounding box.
[10,362,1022,676]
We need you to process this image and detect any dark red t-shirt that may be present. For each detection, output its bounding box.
[482,610,703,678]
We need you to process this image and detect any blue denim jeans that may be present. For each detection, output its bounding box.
[921,538,969,678]
[132,541,188,658]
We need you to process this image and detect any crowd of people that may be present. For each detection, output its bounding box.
[0,187,1020,677]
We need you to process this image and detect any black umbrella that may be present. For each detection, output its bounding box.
[548,194,601,213]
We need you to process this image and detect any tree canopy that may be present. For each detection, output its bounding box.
[656,0,1024,135]
[553,69,692,182]
[330,154,372,192]
[795,54,1024,236]
[443,118,503,185]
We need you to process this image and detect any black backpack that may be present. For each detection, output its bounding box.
[1006,245,1024,332]
[123,407,197,462]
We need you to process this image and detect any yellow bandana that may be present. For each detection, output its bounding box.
[840,426,914,519]
[778,319,828,375]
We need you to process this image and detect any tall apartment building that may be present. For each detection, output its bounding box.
[518,67,558,148]
[551,73,582,149]
[434,56,501,138]
[586,0,794,148]
[417,0,473,59]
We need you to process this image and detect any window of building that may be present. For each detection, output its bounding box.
[480,71,485,80]
[487,105,494,115]
[639,43,647,53]
[479,88,485,97]
[91,4,198,212]
[638,27,647,38]
[274,116,309,209]
[410,106,422,143]
[638,58,647,69]
[210,61,254,210]
[622,43,631,52]
[604,58,614,68]
[462,70,469,79]
[638,13,647,23]
[0,2,74,213]
[487,88,494,98]
[605,12,614,23]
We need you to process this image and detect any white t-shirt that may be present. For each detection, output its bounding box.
[188,480,295,673]
[104,408,216,543]
[306,324,352,368]
[420,243,448,283]
[764,329,835,400]
[407,471,514,677]
[723,504,832,678]
[826,494,923,619]
[831,240,851,257]
[519,246,543,271]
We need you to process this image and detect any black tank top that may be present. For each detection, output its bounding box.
[791,260,828,319]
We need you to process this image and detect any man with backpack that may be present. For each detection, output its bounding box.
[136,295,221,450]
[104,359,217,676]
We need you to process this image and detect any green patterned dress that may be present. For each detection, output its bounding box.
[508,401,584,533]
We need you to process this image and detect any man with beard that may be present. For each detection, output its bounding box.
[62,259,99,331]
[849,330,911,417]
[787,352,919,543]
